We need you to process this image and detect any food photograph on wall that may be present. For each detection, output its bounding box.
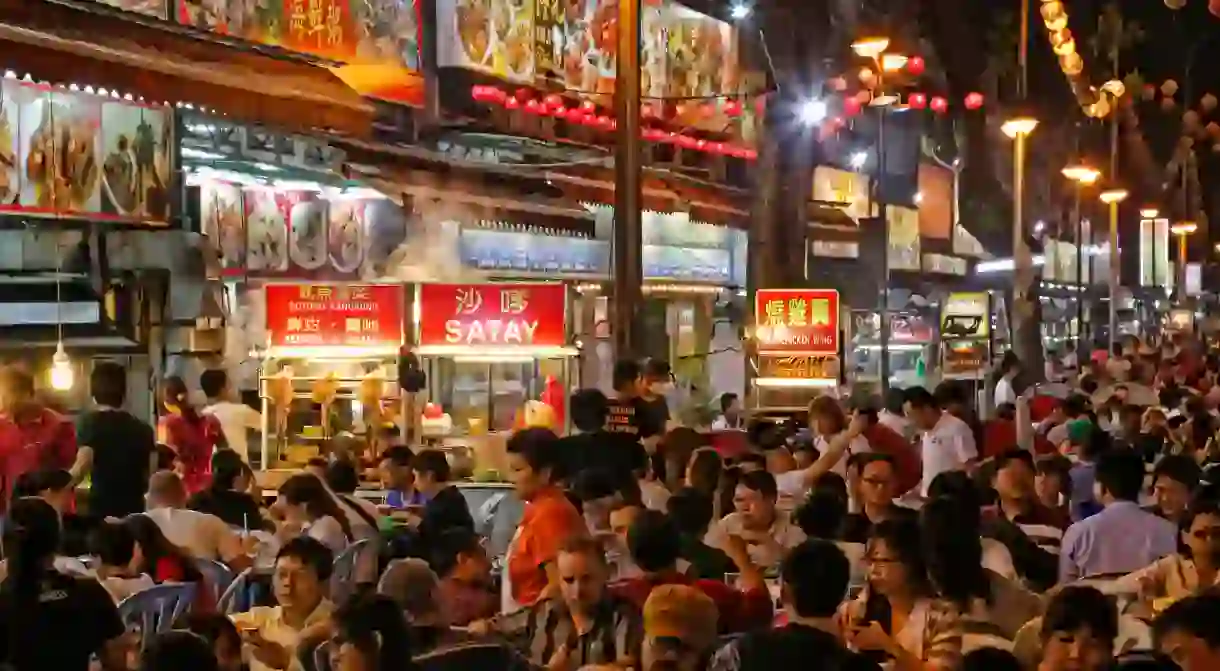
[0,79,172,223]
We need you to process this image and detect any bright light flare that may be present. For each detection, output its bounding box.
[851,37,890,58]
[799,99,827,125]
[49,345,73,391]
[849,152,868,169]
[1062,165,1101,184]
[1099,189,1128,204]
[729,3,751,19]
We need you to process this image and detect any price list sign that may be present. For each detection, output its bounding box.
[265,284,404,347]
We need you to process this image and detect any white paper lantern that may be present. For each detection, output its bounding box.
[1143,84,1157,101]
[1208,121,1220,137]
[1162,97,1178,111]
[1163,79,1180,96]
[1185,110,1201,128]
[1203,94,1219,112]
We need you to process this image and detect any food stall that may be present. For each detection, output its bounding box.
[748,289,842,420]
[848,310,936,390]
[939,292,993,406]
[412,282,578,445]
[257,283,406,473]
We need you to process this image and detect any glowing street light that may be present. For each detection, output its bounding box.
[1171,221,1198,235]
[1062,165,1101,184]
[729,3,751,19]
[879,53,908,72]
[1099,188,1128,204]
[1001,117,1038,138]
[851,37,890,59]
[1139,207,1159,219]
[849,151,868,169]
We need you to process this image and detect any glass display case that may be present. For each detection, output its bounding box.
[425,357,571,435]
[258,356,399,469]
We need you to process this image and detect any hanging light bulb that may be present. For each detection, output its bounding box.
[49,343,73,391]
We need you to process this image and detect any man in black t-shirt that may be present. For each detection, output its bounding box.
[709,539,879,671]
[606,360,665,448]
[559,388,647,490]
[75,361,156,520]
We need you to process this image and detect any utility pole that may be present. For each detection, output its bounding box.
[612,0,643,360]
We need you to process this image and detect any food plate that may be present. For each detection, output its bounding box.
[289,200,328,270]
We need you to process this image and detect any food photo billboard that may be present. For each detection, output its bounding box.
[0,80,172,223]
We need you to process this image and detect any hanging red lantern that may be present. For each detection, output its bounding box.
[1211,0,1220,18]
[723,99,743,116]
[505,96,521,110]
[906,56,926,76]
[524,99,543,113]
[471,85,488,101]
[930,96,948,114]
[964,92,984,110]
[580,100,596,113]
[515,88,532,102]
[843,96,863,117]
[596,115,612,129]
[908,92,927,110]
[544,93,564,110]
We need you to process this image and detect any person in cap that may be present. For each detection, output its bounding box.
[640,585,718,671]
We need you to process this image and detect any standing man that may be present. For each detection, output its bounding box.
[200,369,261,463]
[606,360,664,451]
[903,386,978,497]
[74,361,157,520]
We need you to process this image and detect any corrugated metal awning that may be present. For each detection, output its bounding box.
[0,0,373,137]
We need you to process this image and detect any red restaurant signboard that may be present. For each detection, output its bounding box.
[754,289,840,355]
[417,283,567,348]
[264,284,404,347]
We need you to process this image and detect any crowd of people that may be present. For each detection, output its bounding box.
[4,339,1220,670]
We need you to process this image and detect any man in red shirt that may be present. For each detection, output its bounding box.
[0,367,78,511]
[612,509,772,634]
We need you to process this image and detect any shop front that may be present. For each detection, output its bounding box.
[257,282,405,471]
[939,292,994,410]
[412,281,577,438]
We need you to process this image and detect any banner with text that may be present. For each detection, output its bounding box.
[754,288,840,356]
[417,282,567,348]
[264,283,404,347]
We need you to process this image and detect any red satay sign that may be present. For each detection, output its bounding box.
[264,284,404,347]
[754,288,840,355]
[417,283,567,347]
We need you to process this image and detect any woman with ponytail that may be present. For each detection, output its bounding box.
[0,497,127,669]
[158,376,224,495]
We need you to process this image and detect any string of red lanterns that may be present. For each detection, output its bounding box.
[470,84,759,159]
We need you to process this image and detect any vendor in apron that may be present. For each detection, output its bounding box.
[501,428,586,612]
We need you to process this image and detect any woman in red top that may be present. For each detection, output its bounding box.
[157,376,222,495]
[122,514,215,612]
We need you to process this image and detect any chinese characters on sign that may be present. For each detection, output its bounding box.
[754,289,840,355]
[417,283,567,348]
[264,284,404,347]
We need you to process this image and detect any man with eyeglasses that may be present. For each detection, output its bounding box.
[840,454,916,544]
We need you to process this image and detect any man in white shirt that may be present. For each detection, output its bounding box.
[145,470,252,571]
[200,368,261,463]
[878,388,914,443]
[904,386,978,496]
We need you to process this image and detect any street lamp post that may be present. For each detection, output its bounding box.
[1063,165,1100,354]
[1099,187,1128,351]
[852,36,902,395]
[1171,221,1198,300]
[1002,116,1038,374]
